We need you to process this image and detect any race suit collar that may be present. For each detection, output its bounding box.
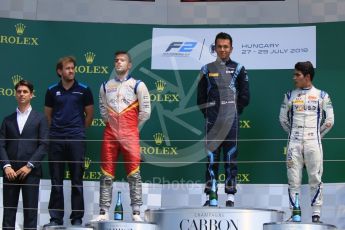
[216,57,231,65]
[300,85,313,90]
[115,74,131,82]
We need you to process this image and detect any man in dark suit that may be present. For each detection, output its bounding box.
[0,80,49,230]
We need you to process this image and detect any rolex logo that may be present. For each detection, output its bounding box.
[153,133,164,145]
[1,23,39,46]
[12,75,23,86]
[14,23,26,36]
[155,80,166,93]
[84,157,92,170]
[84,52,96,64]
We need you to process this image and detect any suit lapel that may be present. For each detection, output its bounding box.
[21,110,36,135]
[9,112,20,135]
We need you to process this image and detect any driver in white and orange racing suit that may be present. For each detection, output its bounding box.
[95,51,151,222]
[279,61,334,223]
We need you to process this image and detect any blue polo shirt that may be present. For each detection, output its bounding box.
[45,80,94,138]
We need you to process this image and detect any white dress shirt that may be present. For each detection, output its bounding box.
[3,106,34,169]
[17,106,32,134]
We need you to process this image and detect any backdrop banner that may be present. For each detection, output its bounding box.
[151,26,316,70]
[0,18,344,185]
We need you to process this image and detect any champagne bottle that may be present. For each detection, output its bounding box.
[209,179,218,206]
[292,193,301,222]
[114,191,123,220]
[209,191,218,200]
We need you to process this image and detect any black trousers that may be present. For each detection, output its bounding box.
[2,174,40,230]
[47,139,85,223]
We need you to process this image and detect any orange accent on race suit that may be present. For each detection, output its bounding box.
[106,101,139,115]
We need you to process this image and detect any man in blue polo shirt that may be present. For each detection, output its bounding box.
[43,56,94,227]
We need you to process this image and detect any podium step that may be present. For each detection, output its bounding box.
[43,227,93,230]
[86,220,158,230]
[145,207,284,230]
[264,222,337,230]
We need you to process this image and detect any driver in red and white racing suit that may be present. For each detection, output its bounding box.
[95,51,151,222]
[279,61,334,223]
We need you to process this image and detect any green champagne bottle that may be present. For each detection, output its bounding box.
[209,180,218,206]
[114,191,123,220]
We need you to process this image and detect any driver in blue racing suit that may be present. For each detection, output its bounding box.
[197,32,250,207]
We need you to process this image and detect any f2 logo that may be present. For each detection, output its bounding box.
[165,42,197,52]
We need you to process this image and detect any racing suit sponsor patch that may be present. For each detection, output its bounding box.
[208,72,219,77]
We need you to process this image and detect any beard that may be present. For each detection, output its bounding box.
[61,73,75,83]
[115,67,127,76]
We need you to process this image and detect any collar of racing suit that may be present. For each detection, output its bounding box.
[216,57,231,65]
[300,86,312,90]
[115,74,131,82]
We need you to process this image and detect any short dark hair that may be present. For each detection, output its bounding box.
[295,61,315,81]
[15,80,34,93]
[215,32,233,46]
[56,56,76,78]
[115,51,132,63]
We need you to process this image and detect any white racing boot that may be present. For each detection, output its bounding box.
[132,211,143,222]
[91,209,109,222]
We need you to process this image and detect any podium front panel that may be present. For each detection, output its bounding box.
[264,222,337,230]
[145,207,284,230]
[86,220,158,230]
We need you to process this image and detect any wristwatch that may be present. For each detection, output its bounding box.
[26,162,34,169]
